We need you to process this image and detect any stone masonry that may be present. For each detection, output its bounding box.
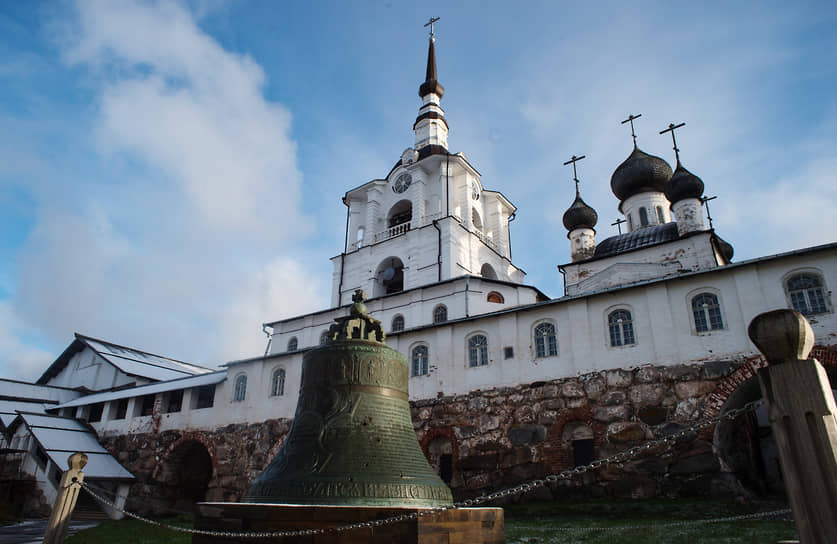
[100,346,837,512]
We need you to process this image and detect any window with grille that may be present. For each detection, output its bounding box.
[692,293,724,332]
[233,375,247,402]
[391,314,405,332]
[787,273,828,315]
[468,335,489,367]
[433,305,448,324]
[533,322,558,358]
[412,345,429,376]
[287,337,298,352]
[608,309,636,347]
[271,368,286,396]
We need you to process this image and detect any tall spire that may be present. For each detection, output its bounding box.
[419,17,444,99]
[414,17,448,151]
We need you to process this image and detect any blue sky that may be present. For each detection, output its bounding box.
[1,0,835,379]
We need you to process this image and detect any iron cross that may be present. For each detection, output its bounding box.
[611,217,627,235]
[621,114,642,147]
[424,17,440,39]
[660,122,686,162]
[701,195,717,229]
[562,154,586,192]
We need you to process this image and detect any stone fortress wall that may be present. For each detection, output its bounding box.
[100,345,837,512]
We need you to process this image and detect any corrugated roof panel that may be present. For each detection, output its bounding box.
[45,451,134,480]
[25,415,89,431]
[84,338,212,380]
[29,427,103,452]
[56,371,226,409]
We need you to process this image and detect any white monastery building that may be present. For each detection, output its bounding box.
[1,29,836,515]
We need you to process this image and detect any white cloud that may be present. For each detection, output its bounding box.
[0,302,53,381]
[0,0,329,377]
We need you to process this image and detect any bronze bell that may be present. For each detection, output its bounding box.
[243,290,453,508]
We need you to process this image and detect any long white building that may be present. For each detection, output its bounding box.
[2,31,836,515]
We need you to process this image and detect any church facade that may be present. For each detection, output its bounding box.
[2,32,837,515]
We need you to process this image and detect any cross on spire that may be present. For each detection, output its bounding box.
[621,113,642,148]
[424,17,440,40]
[611,217,627,235]
[701,195,717,229]
[660,122,686,162]
[562,154,586,193]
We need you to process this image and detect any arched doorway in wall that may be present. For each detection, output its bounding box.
[562,421,594,468]
[387,200,413,229]
[426,436,454,485]
[157,440,214,509]
[374,257,404,296]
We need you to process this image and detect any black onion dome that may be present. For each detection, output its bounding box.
[610,147,673,201]
[562,192,598,231]
[665,161,704,204]
[714,234,734,262]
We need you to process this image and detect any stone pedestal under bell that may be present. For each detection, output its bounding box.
[191,502,504,544]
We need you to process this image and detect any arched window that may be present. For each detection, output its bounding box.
[533,322,558,358]
[656,206,665,224]
[271,368,286,396]
[387,200,412,228]
[472,208,483,231]
[608,309,636,347]
[287,337,298,352]
[355,226,365,247]
[391,314,405,332]
[692,293,724,332]
[480,263,497,280]
[639,207,649,227]
[468,334,489,367]
[627,214,634,231]
[233,375,247,402]
[411,345,429,376]
[487,291,504,303]
[319,331,330,345]
[375,257,404,296]
[433,304,448,324]
[787,273,828,315]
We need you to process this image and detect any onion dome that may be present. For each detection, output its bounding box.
[714,234,734,262]
[562,191,598,231]
[665,161,704,204]
[610,147,673,201]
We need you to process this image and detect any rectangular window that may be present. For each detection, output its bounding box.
[33,444,49,470]
[87,403,104,423]
[139,394,155,416]
[166,390,183,413]
[504,347,514,359]
[113,398,128,420]
[195,385,215,409]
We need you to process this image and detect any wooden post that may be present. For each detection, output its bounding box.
[749,310,837,544]
[42,452,88,544]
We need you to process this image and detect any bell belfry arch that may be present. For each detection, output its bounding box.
[331,24,525,306]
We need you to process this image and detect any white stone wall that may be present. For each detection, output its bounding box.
[672,198,706,236]
[563,232,719,295]
[621,191,672,231]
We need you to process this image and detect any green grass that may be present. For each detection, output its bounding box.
[64,500,797,544]
[504,499,797,544]
[65,514,193,544]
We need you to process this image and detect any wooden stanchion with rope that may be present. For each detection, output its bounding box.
[42,452,87,544]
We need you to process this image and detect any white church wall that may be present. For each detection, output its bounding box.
[563,232,719,295]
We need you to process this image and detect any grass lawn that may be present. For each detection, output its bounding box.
[65,500,797,543]
[504,498,797,544]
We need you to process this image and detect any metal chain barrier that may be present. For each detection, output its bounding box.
[82,481,194,516]
[77,400,766,539]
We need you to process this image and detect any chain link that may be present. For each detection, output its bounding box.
[76,400,763,539]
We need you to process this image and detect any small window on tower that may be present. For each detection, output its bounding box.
[656,206,665,224]
[639,207,649,227]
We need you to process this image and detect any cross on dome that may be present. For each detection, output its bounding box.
[660,122,686,162]
[563,154,586,193]
[621,113,642,148]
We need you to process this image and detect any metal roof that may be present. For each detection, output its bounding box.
[19,413,134,480]
[56,371,226,409]
[0,400,54,427]
[38,334,216,385]
[594,222,680,258]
